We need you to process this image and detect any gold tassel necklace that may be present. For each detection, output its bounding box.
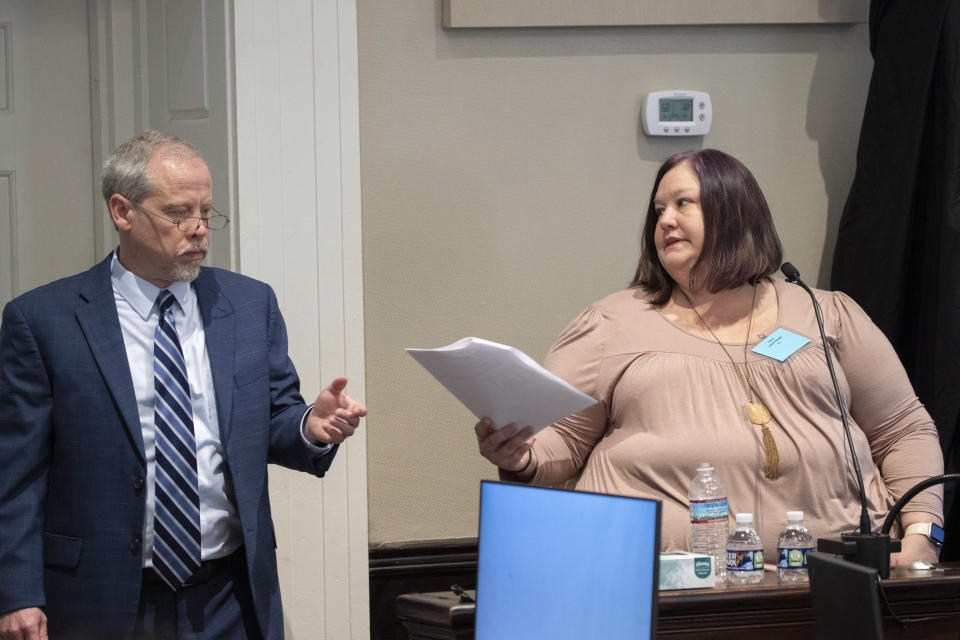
[681,285,781,480]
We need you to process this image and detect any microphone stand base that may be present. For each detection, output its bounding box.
[817,534,900,578]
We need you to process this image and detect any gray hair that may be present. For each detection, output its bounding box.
[101,130,203,205]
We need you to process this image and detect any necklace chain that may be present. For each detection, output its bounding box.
[679,283,781,480]
[681,285,759,403]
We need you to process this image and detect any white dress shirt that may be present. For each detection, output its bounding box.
[111,254,242,566]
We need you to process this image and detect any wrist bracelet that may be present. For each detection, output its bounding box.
[516,450,534,474]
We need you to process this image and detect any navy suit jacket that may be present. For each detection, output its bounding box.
[0,255,336,638]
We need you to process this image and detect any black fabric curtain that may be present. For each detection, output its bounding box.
[831,0,960,559]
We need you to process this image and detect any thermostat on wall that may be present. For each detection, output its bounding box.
[642,90,712,136]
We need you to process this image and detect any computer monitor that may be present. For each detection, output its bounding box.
[808,552,884,640]
[475,481,661,640]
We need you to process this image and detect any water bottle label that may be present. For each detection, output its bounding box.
[777,547,813,569]
[727,549,763,572]
[690,498,728,523]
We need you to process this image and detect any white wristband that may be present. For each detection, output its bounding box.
[903,522,944,546]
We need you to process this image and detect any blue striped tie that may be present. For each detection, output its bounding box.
[151,290,201,589]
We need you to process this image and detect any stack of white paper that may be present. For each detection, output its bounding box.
[406,337,596,433]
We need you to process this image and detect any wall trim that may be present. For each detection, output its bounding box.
[0,22,13,112]
[87,0,138,258]
[233,0,368,636]
[0,170,17,304]
[442,0,868,28]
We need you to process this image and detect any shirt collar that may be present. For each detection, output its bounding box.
[110,250,191,320]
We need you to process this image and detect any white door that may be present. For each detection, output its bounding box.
[0,0,96,308]
[142,0,234,271]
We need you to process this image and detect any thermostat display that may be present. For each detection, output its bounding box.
[642,90,711,136]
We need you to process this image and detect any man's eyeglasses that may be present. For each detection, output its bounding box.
[130,201,230,230]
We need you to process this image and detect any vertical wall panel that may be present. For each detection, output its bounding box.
[87,0,138,258]
[163,0,209,119]
[0,171,15,306]
[234,0,368,636]
[143,0,233,271]
[0,23,10,112]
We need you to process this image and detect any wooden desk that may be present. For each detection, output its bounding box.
[397,564,960,639]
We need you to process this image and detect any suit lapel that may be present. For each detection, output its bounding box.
[75,255,146,464]
[194,269,236,445]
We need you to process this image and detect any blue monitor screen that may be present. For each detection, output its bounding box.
[475,481,660,640]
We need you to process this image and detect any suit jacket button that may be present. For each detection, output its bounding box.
[130,535,142,553]
[134,477,145,490]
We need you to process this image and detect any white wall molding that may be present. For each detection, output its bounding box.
[233,0,368,636]
[162,0,210,121]
[88,0,139,258]
[443,0,868,28]
[0,170,17,305]
[0,22,12,112]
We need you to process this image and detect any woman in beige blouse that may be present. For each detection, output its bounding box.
[476,149,943,566]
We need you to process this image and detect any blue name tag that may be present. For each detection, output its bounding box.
[751,328,810,362]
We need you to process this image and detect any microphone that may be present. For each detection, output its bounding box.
[780,262,899,577]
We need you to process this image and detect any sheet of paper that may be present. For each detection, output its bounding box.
[406,337,597,433]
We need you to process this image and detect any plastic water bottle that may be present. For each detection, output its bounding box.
[777,511,814,584]
[726,513,764,585]
[688,463,728,582]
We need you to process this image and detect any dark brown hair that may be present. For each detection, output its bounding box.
[631,149,783,305]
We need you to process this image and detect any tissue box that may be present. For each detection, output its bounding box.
[659,552,716,590]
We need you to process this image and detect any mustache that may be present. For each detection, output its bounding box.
[177,242,209,257]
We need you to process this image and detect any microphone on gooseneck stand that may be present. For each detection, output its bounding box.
[780,262,899,577]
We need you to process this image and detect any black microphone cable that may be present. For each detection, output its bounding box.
[876,473,960,629]
[781,262,872,536]
[881,474,960,535]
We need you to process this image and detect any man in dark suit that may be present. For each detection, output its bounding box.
[0,131,366,639]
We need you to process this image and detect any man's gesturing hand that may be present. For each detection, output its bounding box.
[305,377,367,445]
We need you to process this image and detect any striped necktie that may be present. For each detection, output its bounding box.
[151,290,201,589]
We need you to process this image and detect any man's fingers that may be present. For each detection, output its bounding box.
[331,418,356,436]
[338,396,366,418]
[0,608,47,640]
[324,433,344,445]
[326,376,348,395]
[335,408,362,426]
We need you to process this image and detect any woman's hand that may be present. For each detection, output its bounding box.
[891,534,941,567]
[891,513,942,567]
[475,417,536,474]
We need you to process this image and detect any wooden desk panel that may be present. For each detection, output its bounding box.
[397,564,960,639]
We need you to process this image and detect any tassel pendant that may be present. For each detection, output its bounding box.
[760,424,781,480]
[745,403,779,479]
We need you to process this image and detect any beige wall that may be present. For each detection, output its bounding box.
[358,2,873,544]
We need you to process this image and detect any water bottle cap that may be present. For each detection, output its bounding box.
[696,463,714,472]
[735,512,753,524]
[786,510,804,521]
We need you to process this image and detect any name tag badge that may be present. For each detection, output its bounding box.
[751,328,810,362]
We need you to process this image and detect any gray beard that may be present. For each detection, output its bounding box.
[170,262,202,282]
